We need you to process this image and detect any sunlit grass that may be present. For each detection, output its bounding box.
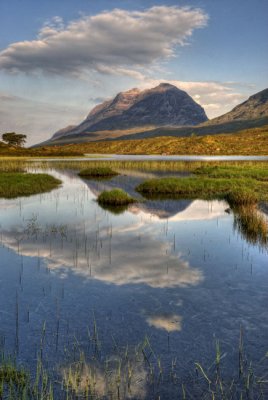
[97,189,136,206]
[0,172,61,198]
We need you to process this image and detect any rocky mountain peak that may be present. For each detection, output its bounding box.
[51,83,208,142]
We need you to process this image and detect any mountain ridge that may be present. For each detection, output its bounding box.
[204,88,268,126]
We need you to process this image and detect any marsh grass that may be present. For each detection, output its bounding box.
[233,206,268,246]
[136,177,264,207]
[97,189,136,206]
[0,332,267,400]
[0,172,61,198]
[136,176,249,200]
[78,167,119,178]
[135,163,268,203]
[225,189,258,207]
[195,165,268,181]
[0,361,28,388]
[1,158,268,173]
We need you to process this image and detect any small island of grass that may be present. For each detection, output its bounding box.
[78,167,118,178]
[136,176,242,199]
[136,177,261,206]
[97,189,136,206]
[0,172,61,198]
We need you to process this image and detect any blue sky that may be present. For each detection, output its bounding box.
[0,0,267,144]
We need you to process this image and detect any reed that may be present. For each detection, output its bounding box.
[78,167,118,178]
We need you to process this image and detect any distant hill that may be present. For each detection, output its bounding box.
[204,88,268,125]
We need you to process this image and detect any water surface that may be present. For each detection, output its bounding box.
[0,168,267,397]
[32,154,268,161]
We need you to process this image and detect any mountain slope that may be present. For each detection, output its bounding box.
[50,83,208,142]
[89,87,268,142]
[204,88,268,125]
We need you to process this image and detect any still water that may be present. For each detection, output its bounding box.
[33,154,268,161]
[0,168,267,397]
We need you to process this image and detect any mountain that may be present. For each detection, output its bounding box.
[204,88,268,125]
[88,87,268,142]
[37,86,268,147]
[49,83,208,142]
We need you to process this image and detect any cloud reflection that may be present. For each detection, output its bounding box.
[146,314,182,332]
[2,229,203,289]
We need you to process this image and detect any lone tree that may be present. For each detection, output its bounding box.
[2,132,27,147]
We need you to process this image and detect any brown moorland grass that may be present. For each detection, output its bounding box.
[0,125,268,156]
[34,125,268,156]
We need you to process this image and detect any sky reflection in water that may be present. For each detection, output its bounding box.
[0,168,267,387]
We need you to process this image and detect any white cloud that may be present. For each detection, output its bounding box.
[0,6,208,76]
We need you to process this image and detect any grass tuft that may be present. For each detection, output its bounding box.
[225,189,258,207]
[234,206,268,246]
[97,189,136,206]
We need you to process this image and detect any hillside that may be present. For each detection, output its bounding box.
[34,125,268,156]
[2,126,268,156]
[204,88,268,125]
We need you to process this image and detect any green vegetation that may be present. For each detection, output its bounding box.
[78,166,118,178]
[225,189,258,207]
[136,176,238,198]
[135,166,268,246]
[136,176,266,205]
[0,172,61,198]
[0,360,29,398]
[195,165,268,180]
[136,163,268,203]
[97,189,136,206]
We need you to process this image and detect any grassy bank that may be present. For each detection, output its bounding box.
[1,125,268,157]
[195,165,268,180]
[34,125,268,155]
[0,172,61,198]
[1,158,268,174]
